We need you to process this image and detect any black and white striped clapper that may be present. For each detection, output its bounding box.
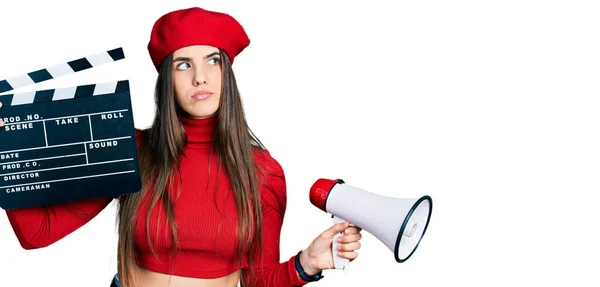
[0,47,142,210]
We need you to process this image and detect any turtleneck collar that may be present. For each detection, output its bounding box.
[178,113,217,149]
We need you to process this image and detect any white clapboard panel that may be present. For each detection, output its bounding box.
[0,48,142,210]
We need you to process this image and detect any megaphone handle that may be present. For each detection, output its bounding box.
[332,215,350,273]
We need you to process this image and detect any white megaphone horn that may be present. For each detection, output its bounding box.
[310,178,432,271]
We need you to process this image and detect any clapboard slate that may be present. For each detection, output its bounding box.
[0,47,142,210]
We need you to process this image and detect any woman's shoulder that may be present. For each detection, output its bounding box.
[252,147,287,210]
[252,147,285,180]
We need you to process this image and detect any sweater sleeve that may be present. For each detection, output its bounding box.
[5,197,114,249]
[241,149,308,287]
[3,129,145,250]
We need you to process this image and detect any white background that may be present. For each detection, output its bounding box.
[1,0,599,286]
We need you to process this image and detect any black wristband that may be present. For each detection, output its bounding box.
[295,250,324,282]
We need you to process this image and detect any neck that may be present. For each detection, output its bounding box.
[178,113,217,149]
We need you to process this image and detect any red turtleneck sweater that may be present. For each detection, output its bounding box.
[5,114,308,287]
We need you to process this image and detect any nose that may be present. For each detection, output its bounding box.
[193,68,208,86]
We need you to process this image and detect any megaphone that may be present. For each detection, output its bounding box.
[310,178,432,271]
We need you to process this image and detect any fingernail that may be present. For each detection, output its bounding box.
[337,237,342,243]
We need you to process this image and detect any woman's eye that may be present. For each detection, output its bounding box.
[208,58,220,65]
[177,62,191,70]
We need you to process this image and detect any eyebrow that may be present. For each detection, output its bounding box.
[173,52,220,62]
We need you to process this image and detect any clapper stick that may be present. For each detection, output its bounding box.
[0,48,142,210]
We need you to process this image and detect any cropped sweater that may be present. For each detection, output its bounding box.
[5,114,308,287]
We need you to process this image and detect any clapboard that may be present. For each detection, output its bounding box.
[0,48,142,210]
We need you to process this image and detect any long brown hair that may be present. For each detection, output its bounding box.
[116,49,265,286]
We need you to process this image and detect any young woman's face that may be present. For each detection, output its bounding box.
[172,45,222,119]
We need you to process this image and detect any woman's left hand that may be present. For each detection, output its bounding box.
[299,221,363,275]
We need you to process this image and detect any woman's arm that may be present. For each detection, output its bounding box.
[240,149,308,287]
[242,149,363,287]
[4,129,145,249]
[5,197,114,249]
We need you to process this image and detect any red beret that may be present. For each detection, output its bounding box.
[147,7,250,70]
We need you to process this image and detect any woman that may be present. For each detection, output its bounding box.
[1,6,362,287]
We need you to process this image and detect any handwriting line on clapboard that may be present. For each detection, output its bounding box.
[0,160,136,189]
[0,170,136,190]
[0,136,131,154]
[1,158,134,177]
[0,47,141,209]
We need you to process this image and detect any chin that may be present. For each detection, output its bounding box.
[177,100,219,119]
[186,109,217,119]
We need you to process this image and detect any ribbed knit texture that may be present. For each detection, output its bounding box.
[5,114,308,287]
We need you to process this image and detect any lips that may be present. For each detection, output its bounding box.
[192,91,213,100]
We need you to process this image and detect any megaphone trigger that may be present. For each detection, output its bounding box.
[332,215,351,273]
